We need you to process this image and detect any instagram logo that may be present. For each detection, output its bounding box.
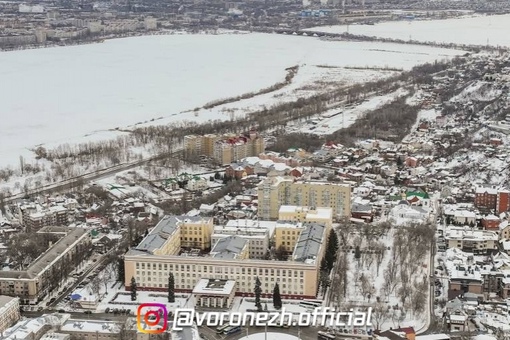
[137,303,168,334]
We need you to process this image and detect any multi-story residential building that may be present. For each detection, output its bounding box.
[18,202,68,230]
[474,187,510,213]
[0,296,20,334]
[257,176,351,220]
[213,131,265,165]
[0,228,91,304]
[124,216,327,299]
[183,135,203,156]
[475,187,498,211]
[497,189,510,214]
[445,226,498,254]
[448,266,483,295]
[183,131,264,165]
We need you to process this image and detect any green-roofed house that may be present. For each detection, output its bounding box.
[406,188,431,209]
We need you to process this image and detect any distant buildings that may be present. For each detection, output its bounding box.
[0,296,20,334]
[474,187,510,214]
[257,176,351,220]
[184,130,265,165]
[444,226,498,254]
[18,199,74,230]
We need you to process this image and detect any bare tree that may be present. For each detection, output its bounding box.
[372,302,390,330]
[89,276,102,301]
[411,279,428,317]
[375,242,386,275]
[359,274,375,302]
[383,260,400,296]
[100,263,116,294]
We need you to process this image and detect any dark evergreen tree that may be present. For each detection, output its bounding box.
[354,245,361,260]
[273,283,282,310]
[325,229,339,271]
[117,257,125,282]
[320,257,328,272]
[254,277,262,311]
[168,273,175,303]
[131,277,137,301]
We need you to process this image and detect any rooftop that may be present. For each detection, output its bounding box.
[279,205,333,220]
[0,228,88,280]
[210,235,247,260]
[445,226,498,241]
[136,215,208,254]
[292,222,326,264]
[61,320,122,334]
[192,278,236,295]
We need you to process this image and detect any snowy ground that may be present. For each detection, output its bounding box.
[0,33,464,169]
[288,88,410,135]
[333,227,430,332]
[306,14,510,47]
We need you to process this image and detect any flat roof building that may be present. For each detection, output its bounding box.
[0,228,91,304]
[192,278,236,309]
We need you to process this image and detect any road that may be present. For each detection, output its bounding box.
[22,310,131,322]
[4,148,183,204]
[420,196,440,334]
[46,235,126,309]
[199,324,319,340]
[48,253,109,308]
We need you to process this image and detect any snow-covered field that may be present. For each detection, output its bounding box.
[290,88,410,135]
[333,226,431,332]
[0,33,463,168]
[306,14,510,47]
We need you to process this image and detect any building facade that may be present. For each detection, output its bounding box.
[257,177,351,220]
[124,254,319,298]
[0,228,91,304]
[0,296,20,334]
[125,216,327,299]
[445,227,498,254]
[183,131,265,165]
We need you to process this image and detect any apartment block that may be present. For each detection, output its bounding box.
[474,187,498,210]
[445,226,498,254]
[258,176,351,220]
[0,228,91,304]
[0,296,20,334]
[497,189,510,214]
[183,130,265,165]
[474,187,510,213]
[18,203,69,230]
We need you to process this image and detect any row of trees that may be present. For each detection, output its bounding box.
[130,273,175,303]
[254,276,282,311]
